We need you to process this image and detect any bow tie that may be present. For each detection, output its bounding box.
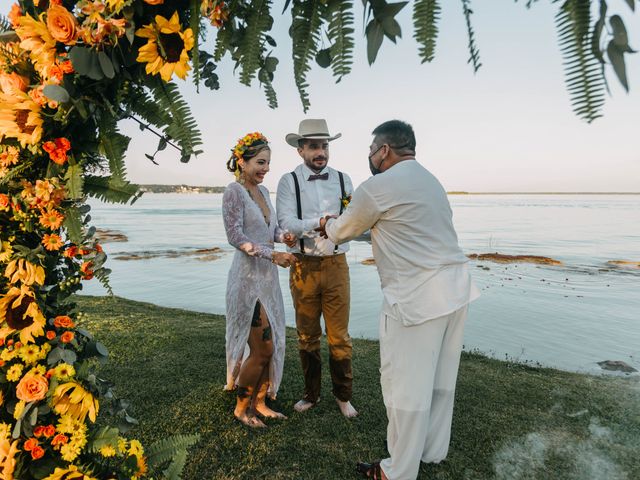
[308,172,329,181]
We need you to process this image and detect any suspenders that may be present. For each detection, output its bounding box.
[290,170,346,255]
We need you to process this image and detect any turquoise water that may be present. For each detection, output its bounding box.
[82,193,640,374]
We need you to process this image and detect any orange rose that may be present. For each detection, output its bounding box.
[16,374,49,402]
[31,445,45,460]
[51,433,68,446]
[46,331,56,340]
[80,261,94,280]
[0,72,29,94]
[63,246,78,258]
[53,315,74,328]
[43,425,56,437]
[33,426,45,437]
[60,331,74,343]
[24,438,38,451]
[0,194,9,209]
[46,5,78,45]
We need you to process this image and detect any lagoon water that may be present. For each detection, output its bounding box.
[82,193,640,375]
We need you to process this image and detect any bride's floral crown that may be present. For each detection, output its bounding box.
[226,132,269,181]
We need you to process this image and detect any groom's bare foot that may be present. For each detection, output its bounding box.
[254,402,287,419]
[293,399,317,413]
[336,399,358,418]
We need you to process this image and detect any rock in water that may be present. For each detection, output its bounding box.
[597,360,638,373]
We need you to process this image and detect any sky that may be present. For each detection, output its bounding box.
[3,0,639,192]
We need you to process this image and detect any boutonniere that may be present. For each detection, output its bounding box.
[341,193,352,209]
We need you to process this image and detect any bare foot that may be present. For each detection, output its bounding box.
[254,402,287,419]
[293,399,317,413]
[336,399,358,418]
[234,410,266,428]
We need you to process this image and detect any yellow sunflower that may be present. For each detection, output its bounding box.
[136,12,194,82]
[52,381,99,423]
[15,14,57,76]
[0,91,44,147]
[42,464,97,480]
[0,285,46,344]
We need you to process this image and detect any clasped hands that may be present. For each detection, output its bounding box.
[271,232,299,268]
[314,215,338,239]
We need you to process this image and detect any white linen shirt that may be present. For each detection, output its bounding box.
[325,160,480,325]
[277,164,353,256]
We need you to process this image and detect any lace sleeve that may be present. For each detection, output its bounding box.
[222,184,273,260]
[274,225,285,243]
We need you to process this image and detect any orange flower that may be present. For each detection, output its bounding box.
[33,426,46,437]
[63,246,78,258]
[0,72,29,95]
[51,433,68,447]
[53,315,74,328]
[60,60,74,73]
[46,330,56,340]
[8,3,22,28]
[43,425,56,437]
[42,137,71,165]
[31,445,45,460]
[45,368,55,379]
[60,331,74,343]
[94,244,103,253]
[143,0,164,4]
[39,208,64,229]
[42,233,63,251]
[16,373,49,402]
[46,5,78,45]
[80,261,94,280]
[24,438,38,451]
[0,193,9,210]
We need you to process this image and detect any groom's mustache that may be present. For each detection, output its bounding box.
[313,156,327,162]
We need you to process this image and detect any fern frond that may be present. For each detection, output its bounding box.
[291,0,325,112]
[238,0,273,86]
[0,15,11,33]
[97,116,131,184]
[93,267,114,295]
[413,0,440,63]
[147,79,203,160]
[190,0,201,92]
[262,79,278,108]
[123,86,172,131]
[146,434,200,469]
[162,449,188,480]
[213,25,233,62]
[461,0,482,72]
[327,0,355,82]
[84,175,142,205]
[555,0,606,122]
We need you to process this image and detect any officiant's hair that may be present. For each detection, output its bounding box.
[371,120,416,154]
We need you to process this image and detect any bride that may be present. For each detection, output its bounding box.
[222,132,298,427]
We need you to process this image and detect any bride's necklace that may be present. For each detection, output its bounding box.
[244,184,270,224]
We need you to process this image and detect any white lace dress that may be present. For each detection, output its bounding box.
[222,181,287,398]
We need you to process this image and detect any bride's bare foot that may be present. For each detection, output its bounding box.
[254,402,287,419]
[234,406,267,428]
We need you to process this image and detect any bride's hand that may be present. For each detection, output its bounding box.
[282,232,298,248]
[272,252,299,268]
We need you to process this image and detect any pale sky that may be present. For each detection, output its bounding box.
[4,0,639,191]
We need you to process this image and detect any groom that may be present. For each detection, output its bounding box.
[276,119,358,418]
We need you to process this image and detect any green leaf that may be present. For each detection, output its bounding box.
[64,163,84,200]
[607,40,629,91]
[413,0,441,63]
[42,85,70,103]
[381,1,408,19]
[461,0,482,72]
[63,206,84,244]
[381,17,402,41]
[146,434,200,470]
[98,51,115,79]
[609,15,634,52]
[84,175,142,205]
[264,56,279,73]
[316,48,332,67]
[69,47,92,75]
[327,0,355,81]
[623,0,635,12]
[88,426,120,452]
[366,20,385,64]
[591,0,607,63]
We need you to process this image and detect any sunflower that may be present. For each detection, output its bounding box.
[136,12,194,82]
[0,241,13,263]
[15,14,57,76]
[0,285,46,344]
[0,91,44,147]
[52,381,99,423]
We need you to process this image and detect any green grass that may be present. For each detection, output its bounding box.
[77,295,640,479]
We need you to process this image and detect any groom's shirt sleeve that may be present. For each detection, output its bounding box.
[326,184,381,245]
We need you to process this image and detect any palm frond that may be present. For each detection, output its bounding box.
[414,0,440,63]
[291,0,325,112]
[555,0,606,122]
[461,0,482,72]
[327,0,355,82]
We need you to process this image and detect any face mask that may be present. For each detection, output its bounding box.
[368,145,384,176]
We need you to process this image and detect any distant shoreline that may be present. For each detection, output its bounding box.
[138,185,640,195]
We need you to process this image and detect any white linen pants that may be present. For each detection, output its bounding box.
[379,304,468,480]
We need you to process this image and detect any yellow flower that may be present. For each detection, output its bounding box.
[29,364,46,375]
[99,444,116,457]
[57,414,86,435]
[15,14,57,75]
[128,439,144,457]
[0,391,3,407]
[105,0,130,13]
[4,258,46,286]
[136,12,194,82]
[0,90,44,147]
[43,465,97,480]
[13,400,26,419]
[6,363,24,382]
[0,285,46,345]
[1,347,18,362]
[0,241,13,263]
[0,435,19,480]
[18,344,40,364]
[52,382,99,423]
[54,362,76,380]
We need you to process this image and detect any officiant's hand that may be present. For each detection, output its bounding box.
[272,251,299,268]
[314,215,337,239]
[282,232,298,248]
